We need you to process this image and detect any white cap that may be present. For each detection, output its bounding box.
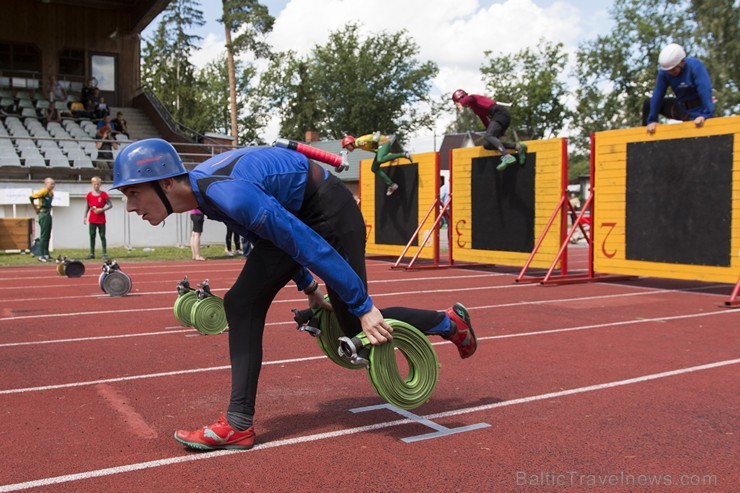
[658,43,686,71]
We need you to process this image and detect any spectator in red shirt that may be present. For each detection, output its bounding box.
[83,176,113,259]
[451,89,527,171]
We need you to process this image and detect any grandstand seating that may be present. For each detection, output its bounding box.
[0,87,131,180]
[0,84,215,182]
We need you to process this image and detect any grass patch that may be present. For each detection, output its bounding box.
[0,244,243,266]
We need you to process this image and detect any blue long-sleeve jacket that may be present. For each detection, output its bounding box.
[647,57,714,124]
[189,147,373,317]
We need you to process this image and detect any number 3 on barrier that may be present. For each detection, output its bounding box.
[600,222,617,258]
[455,219,467,249]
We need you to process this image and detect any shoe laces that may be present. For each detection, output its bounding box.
[201,415,229,431]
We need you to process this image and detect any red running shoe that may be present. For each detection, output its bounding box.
[445,302,478,359]
[174,415,255,450]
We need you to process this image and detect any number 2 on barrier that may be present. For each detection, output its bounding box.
[600,222,617,258]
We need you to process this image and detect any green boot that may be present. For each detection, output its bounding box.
[496,154,517,171]
[517,142,528,165]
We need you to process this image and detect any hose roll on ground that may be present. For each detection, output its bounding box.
[173,291,197,327]
[364,320,439,410]
[190,296,228,335]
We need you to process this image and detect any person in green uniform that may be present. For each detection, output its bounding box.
[29,177,55,262]
[342,132,413,196]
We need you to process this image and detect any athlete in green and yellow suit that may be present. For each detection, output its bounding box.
[342,132,413,196]
[29,177,55,261]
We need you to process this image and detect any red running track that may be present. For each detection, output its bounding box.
[0,250,738,492]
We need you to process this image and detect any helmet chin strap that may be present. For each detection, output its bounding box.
[152,181,174,216]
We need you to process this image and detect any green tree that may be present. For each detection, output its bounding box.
[219,0,274,144]
[572,0,693,153]
[481,40,571,140]
[568,154,590,182]
[192,56,263,144]
[141,22,175,101]
[311,23,438,140]
[141,0,204,126]
[689,0,739,115]
[258,51,321,141]
[191,57,231,135]
[261,23,438,142]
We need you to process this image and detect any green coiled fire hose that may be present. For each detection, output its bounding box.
[173,291,197,327]
[190,296,228,335]
[307,305,439,409]
[312,307,366,370]
[360,319,439,410]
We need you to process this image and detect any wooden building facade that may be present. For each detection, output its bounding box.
[0,0,167,106]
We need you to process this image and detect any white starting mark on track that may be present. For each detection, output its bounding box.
[350,403,490,443]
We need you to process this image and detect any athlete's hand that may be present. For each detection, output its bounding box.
[646,122,658,134]
[694,116,705,128]
[360,306,393,345]
[307,287,332,311]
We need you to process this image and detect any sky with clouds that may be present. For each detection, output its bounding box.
[147,0,615,151]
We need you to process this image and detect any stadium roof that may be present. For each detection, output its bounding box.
[38,0,170,33]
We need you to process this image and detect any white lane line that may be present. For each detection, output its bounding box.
[3,289,738,348]
[0,283,535,322]
[0,355,323,395]
[0,258,459,284]
[469,283,731,310]
[591,279,735,299]
[0,306,172,322]
[0,272,507,301]
[0,329,195,347]
[0,358,736,493]
[422,358,740,420]
[0,267,244,283]
[2,308,737,394]
[478,308,740,341]
[0,259,402,278]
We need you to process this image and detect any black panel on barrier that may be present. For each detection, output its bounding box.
[471,154,535,252]
[375,163,419,246]
[626,134,733,267]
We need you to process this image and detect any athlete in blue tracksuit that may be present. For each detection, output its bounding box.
[112,139,478,450]
[642,44,714,133]
[190,146,373,316]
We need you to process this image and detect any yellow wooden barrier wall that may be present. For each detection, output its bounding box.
[361,152,438,258]
[451,139,565,268]
[593,115,740,283]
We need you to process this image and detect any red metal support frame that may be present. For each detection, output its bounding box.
[725,275,740,308]
[516,138,570,283]
[517,135,634,285]
[392,197,453,270]
[392,152,454,270]
[516,193,568,282]
[559,137,569,275]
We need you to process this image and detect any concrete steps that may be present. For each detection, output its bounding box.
[110,107,163,141]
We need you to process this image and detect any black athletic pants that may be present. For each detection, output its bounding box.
[641,97,693,126]
[224,167,447,418]
[483,104,517,154]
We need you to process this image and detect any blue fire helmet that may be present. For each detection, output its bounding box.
[112,138,187,190]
